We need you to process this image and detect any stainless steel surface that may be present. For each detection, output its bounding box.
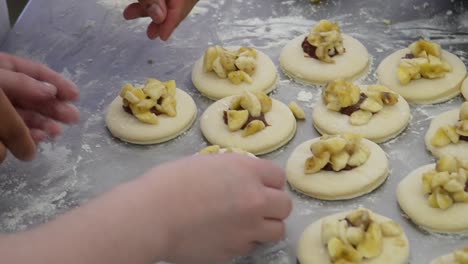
[0,0,467,263]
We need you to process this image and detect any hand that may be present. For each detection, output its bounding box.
[140,154,292,264]
[123,0,199,40]
[0,53,80,163]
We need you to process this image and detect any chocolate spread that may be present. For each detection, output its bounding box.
[322,163,356,172]
[301,37,341,59]
[339,93,368,116]
[223,110,270,129]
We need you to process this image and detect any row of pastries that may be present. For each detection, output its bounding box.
[104,19,468,264]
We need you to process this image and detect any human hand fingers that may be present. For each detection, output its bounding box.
[262,188,292,220]
[159,0,199,41]
[147,22,161,40]
[0,142,6,163]
[248,158,286,189]
[254,220,286,243]
[0,89,36,161]
[124,1,167,24]
[17,108,63,139]
[0,69,80,124]
[0,53,79,101]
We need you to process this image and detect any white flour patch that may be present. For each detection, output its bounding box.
[296,90,313,102]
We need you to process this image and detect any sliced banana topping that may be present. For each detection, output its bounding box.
[203,46,258,84]
[323,80,399,126]
[289,101,306,120]
[321,209,404,263]
[431,102,468,147]
[119,79,178,124]
[304,134,370,174]
[422,155,468,210]
[305,20,345,63]
[397,39,452,85]
[223,91,272,137]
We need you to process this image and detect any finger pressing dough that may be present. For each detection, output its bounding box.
[462,77,468,100]
[287,137,388,200]
[312,85,411,143]
[200,95,296,155]
[397,164,468,234]
[192,47,278,100]
[424,107,468,160]
[377,49,466,104]
[297,208,410,264]
[280,33,369,85]
[106,88,197,144]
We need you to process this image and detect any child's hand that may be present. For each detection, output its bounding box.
[123,0,199,41]
[0,53,79,162]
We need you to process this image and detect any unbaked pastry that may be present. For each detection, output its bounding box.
[297,208,409,264]
[377,40,467,104]
[192,46,278,100]
[312,81,410,143]
[200,92,296,155]
[431,247,468,264]
[280,20,369,85]
[106,79,197,144]
[425,102,468,160]
[287,135,388,200]
[462,77,468,100]
[397,159,468,234]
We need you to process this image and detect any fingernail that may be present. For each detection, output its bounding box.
[148,4,164,24]
[58,103,80,123]
[42,82,58,96]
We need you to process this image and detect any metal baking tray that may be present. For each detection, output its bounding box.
[0,0,467,263]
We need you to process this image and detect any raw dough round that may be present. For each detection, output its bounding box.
[462,77,468,100]
[397,164,468,234]
[312,87,411,143]
[280,33,369,85]
[297,210,410,264]
[424,109,468,160]
[106,88,197,144]
[200,96,296,155]
[287,138,388,200]
[192,48,278,100]
[377,49,467,104]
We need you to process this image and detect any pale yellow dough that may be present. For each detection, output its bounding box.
[424,109,468,160]
[377,49,467,104]
[462,77,468,100]
[287,138,388,200]
[105,88,197,144]
[200,96,296,155]
[192,48,278,100]
[280,33,369,85]
[397,164,468,234]
[312,87,411,143]
[297,210,410,264]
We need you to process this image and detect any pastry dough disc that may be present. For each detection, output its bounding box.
[192,49,278,100]
[424,109,468,160]
[377,49,467,104]
[462,77,468,100]
[287,138,388,200]
[105,88,197,144]
[200,96,296,155]
[297,210,410,264]
[280,33,369,85]
[312,87,411,143]
[397,164,468,234]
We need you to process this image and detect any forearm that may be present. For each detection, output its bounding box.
[0,179,170,264]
